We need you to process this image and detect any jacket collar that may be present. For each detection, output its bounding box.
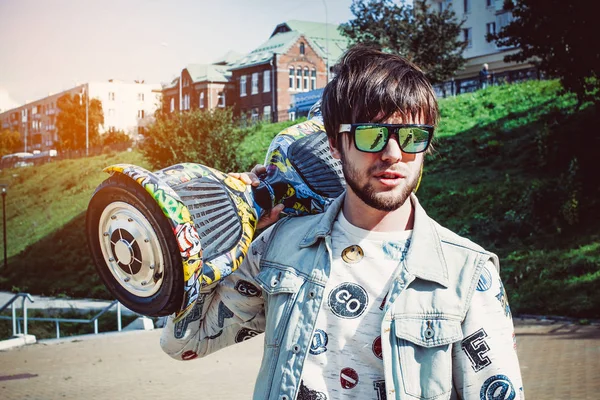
[300,192,449,288]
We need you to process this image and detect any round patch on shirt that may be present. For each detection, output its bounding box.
[372,336,383,360]
[340,367,359,389]
[181,350,198,360]
[477,266,493,292]
[480,374,516,400]
[310,329,329,355]
[341,245,364,264]
[328,283,369,319]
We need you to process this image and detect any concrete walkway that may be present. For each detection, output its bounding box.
[0,318,599,399]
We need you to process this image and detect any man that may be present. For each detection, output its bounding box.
[161,45,523,400]
[479,63,491,89]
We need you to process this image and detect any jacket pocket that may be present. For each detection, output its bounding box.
[393,317,463,399]
[256,266,306,348]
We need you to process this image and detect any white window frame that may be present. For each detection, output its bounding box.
[108,92,115,101]
[300,42,305,55]
[289,67,295,90]
[138,93,144,101]
[486,22,496,36]
[217,92,226,107]
[311,68,316,91]
[240,75,247,97]
[303,68,309,92]
[296,67,302,90]
[464,0,470,13]
[263,105,271,122]
[251,72,259,95]
[183,94,190,110]
[200,92,205,108]
[263,70,271,92]
[170,98,175,112]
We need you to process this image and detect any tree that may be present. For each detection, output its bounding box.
[489,0,599,107]
[0,129,23,157]
[56,93,104,151]
[140,107,244,171]
[340,0,467,85]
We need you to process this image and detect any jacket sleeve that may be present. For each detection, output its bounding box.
[160,226,275,361]
[452,260,525,399]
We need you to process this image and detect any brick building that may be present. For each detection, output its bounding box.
[228,20,348,122]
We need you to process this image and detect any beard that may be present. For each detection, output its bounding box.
[340,148,421,212]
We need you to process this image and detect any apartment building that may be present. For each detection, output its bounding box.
[0,80,161,152]
[428,0,536,92]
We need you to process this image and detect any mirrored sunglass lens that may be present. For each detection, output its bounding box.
[398,128,430,152]
[355,126,388,152]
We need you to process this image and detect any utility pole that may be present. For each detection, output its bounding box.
[322,0,329,82]
[85,84,89,156]
[1,184,7,269]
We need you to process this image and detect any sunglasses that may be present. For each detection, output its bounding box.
[339,123,434,154]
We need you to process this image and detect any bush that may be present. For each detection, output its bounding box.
[140,107,245,171]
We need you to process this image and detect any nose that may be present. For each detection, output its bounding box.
[380,134,403,162]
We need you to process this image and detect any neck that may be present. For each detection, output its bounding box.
[342,191,415,232]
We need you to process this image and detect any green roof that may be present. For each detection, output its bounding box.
[186,64,231,83]
[228,20,349,70]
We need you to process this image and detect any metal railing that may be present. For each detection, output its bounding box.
[0,293,124,339]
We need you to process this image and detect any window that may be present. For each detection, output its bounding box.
[300,42,305,55]
[108,109,115,117]
[138,93,144,101]
[137,110,145,118]
[252,72,259,94]
[108,92,115,101]
[263,70,271,92]
[296,68,302,90]
[486,22,496,36]
[170,98,175,112]
[217,92,226,107]
[251,107,259,122]
[263,105,272,122]
[463,28,472,47]
[183,94,190,110]
[303,68,309,91]
[200,92,205,108]
[289,67,295,89]
[240,75,247,96]
[311,68,316,90]
[486,0,493,6]
[464,0,470,13]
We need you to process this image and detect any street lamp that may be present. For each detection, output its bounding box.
[1,183,7,269]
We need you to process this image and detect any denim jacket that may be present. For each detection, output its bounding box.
[161,194,524,400]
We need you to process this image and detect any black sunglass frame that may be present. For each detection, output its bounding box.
[339,123,435,154]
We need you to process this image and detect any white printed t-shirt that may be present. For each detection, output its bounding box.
[297,210,412,400]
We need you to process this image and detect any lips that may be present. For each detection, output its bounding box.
[374,170,406,179]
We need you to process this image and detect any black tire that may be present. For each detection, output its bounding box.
[86,173,183,316]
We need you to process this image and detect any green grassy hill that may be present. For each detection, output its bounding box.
[0,80,598,317]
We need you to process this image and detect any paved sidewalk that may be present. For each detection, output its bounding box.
[0,318,599,399]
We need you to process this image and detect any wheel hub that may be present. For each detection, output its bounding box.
[98,201,165,298]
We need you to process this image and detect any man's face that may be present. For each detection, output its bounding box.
[330,112,424,212]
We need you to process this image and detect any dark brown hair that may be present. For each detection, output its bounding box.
[321,45,439,149]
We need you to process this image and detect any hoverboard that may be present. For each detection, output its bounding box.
[86,115,345,321]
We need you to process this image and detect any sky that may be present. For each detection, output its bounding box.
[0,0,355,108]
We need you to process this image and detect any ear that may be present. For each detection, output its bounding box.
[328,136,341,160]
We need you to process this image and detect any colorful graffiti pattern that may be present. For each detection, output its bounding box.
[103,118,335,321]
